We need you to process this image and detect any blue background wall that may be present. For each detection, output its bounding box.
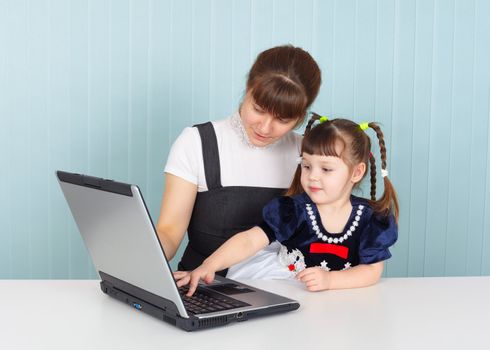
[1,0,489,279]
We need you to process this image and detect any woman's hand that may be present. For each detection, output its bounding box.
[173,264,217,297]
[296,267,331,292]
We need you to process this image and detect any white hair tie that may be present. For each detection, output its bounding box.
[381,168,389,178]
[296,156,303,164]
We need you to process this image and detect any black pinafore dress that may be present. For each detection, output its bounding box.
[178,122,285,276]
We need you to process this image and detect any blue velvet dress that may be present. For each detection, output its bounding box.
[227,193,397,279]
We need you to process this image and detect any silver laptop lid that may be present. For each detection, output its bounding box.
[56,171,189,318]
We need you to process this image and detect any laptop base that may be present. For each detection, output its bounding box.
[100,272,299,331]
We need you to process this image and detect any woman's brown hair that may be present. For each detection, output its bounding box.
[246,45,321,126]
[286,113,399,222]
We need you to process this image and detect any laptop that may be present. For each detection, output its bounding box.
[56,171,299,331]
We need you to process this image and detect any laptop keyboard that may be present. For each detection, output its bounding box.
[179,286,250,315]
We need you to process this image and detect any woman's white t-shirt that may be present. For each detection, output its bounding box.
[164,112,302,192]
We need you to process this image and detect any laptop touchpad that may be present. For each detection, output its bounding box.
[207,283,254,295]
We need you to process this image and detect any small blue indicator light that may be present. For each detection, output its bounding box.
[133,303,142,310]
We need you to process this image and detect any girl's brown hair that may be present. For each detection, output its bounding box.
[246,45,321,126]
[286,113,399,222]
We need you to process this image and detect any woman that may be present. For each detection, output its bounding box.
[156,45,321,276]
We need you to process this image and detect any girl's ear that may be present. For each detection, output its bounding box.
[351,162,366,184]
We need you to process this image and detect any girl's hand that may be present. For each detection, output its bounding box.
[173,270,191,286]
[296,267,331,292]
[172,264,216,297]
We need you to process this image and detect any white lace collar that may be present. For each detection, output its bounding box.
[230,111,277,149]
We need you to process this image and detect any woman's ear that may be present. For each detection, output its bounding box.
[351,162,366,184]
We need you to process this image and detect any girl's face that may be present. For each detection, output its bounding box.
[239,93,299,147]
[300,151,365,207]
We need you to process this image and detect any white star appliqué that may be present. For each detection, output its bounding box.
[320,260,331,271]
[342,262,352,270]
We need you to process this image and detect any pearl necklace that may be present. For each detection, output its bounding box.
[306,203,365,243]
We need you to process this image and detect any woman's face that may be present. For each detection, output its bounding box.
[239,93,299,147]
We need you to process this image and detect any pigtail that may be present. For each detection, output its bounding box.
[305,112,322,135]
[284,166,302,196]
[369,152,377,201]
[368,123,399,223]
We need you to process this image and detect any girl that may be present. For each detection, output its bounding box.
[174,113,399,295]
[157,45,321,275]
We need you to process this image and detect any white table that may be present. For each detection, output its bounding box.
[1,277,489,350]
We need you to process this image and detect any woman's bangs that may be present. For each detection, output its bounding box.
[250,76,308,120]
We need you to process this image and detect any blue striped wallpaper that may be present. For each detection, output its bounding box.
[1,0,489,279]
